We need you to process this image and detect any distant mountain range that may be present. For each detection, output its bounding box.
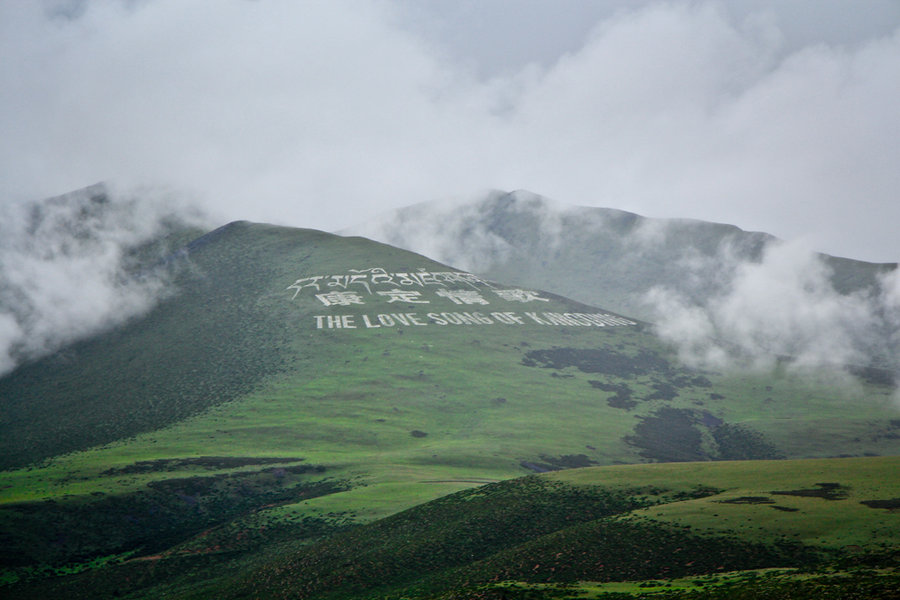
[1,187,898,599]
[346,189,897,323]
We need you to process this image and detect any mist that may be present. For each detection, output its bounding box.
[0,185,206,376]
[644,240,896,371]
[350,190,899,377]
[1,1,899,261]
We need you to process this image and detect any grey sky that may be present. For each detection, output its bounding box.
[396,0,900,76]
[2,0,899,261]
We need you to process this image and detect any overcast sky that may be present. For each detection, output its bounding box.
[2,0,899,262]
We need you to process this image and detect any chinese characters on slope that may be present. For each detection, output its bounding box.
[286,267,540,306]
[286,267,636,330]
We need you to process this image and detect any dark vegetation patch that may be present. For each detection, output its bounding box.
[589,381,637,410]
[771,505,800,512]
[519,462,554,473]
[699,411,723,427]
[771,483,850,501]
[625,408,708,462]
[520,454,599,473]
[847,365,896,387]
[542,454,598,469]
[101,456,305,476]
[588,380,629,393]
[522,347,670,377]
[410,430,428,438]
[867,423,900,443]
[646,380,680,401]
[0,464,342,571]
[145,464,324,496]
[688,375,713,387]
[3,552,243,600]
[717,496,775,505]
[607,395,638,410]
[626,409,784,463]
[712,424,784,460]
[860,498,900,510]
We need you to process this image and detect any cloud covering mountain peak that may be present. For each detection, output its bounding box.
[0,184,206,375]
[349,190,900,375]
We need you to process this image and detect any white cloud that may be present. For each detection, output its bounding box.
[0,185,203,375]
[355,191,899,375]
[644,240,885,371]
[1,1,898,261]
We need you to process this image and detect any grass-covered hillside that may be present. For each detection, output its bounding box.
[227,456,900,600]
[9,457,899,599]
[1,220,898,597]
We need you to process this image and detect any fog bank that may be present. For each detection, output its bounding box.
[0,185,206,375]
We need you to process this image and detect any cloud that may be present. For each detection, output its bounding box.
[1,1,898,261]
[644,240,881,370]
[353,190,899,378]
[0,184,205,375]
[348,189,569,273]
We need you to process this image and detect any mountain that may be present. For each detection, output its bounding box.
[345,189,897,328]
[1,210,899,598]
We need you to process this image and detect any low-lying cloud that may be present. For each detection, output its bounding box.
[644,240,895,371]
[352,190,899,377]
[0,185,206,375]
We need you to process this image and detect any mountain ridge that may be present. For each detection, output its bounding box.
[345,189,897,320]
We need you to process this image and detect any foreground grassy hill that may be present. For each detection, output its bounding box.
[8,457,899,599]
[1,220,898,597]
[228,456,900,600]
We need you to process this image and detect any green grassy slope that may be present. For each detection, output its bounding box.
[15,457,895,600]
[1,221,898,596]
[213,456,900,600]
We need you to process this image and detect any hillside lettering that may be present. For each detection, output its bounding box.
[314,311,635,329]
[295,267,636,332]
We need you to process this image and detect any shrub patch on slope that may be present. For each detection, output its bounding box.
[626,409,784,463]
[860,498,900,510]
[770,483,850,501]
[522,347,670,377]
[101,456,306,475]
[0,464,342,570]
[626,408,708,462]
